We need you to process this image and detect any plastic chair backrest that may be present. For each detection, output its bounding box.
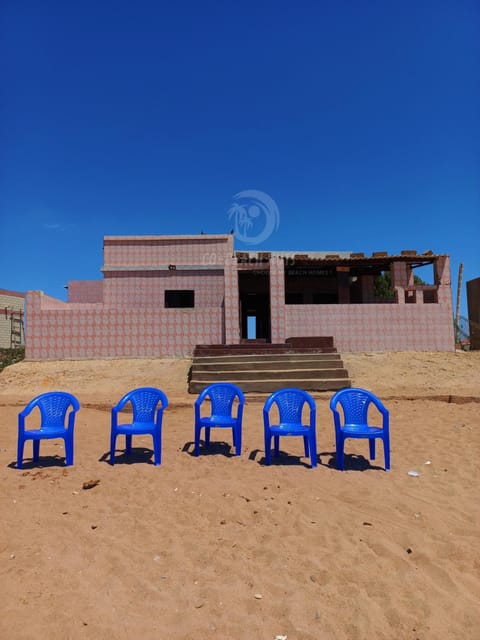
[36,392,78,429]
[128,388,167,423]
[271,389,310,423]
[206,384,242,416]
[337,389,373,425]
[265,388,315,425]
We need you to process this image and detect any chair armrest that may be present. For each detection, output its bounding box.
[262,407,271,428]
[111,395,135,428]
[330,406,342,430]
[18,398,41,433]
[18,398,40,420]
[18,413,27,433]
[380,409,390,430]
[369,396,389,428]
[309,405,316,429]
[237,402,244,421]
[67,406,78,430]
[154,404,167,426]
[194,398,203,422]
[112,396,131,412]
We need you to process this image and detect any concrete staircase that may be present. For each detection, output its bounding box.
[188,340,351,394]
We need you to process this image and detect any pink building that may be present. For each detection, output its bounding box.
[25,234,455,360]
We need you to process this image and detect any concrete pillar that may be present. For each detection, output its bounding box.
[361,275,375,303]
[435,256,453,306]
[269,257,286,344]
[337,269,350,304]
[391,262,408,304]
[224,257,240,344]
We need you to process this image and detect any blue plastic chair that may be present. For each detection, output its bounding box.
[17,391,80,469]
[194,383,245,456]
[263,388,317,468]
[329,387,390,471]
[110,387,168,466]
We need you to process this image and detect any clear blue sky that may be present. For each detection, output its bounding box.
[1,0,478,317]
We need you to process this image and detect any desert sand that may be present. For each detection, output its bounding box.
[1,351,479,640]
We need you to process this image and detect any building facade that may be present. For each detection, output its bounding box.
[0,288,25,349]
[25,234,455,360]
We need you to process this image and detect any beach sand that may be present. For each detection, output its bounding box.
[1,351,479,639]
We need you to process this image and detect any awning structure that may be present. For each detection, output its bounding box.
[235,249,441,276]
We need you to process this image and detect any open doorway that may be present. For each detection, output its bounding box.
[238,270,270,341]
[247,316,257,339]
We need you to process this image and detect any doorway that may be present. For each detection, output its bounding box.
[238,270,271,341]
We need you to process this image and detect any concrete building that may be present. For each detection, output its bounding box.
[25,234,455,360]
[0,288,25,349]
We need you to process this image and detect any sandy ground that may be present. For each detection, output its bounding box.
[1,351,479,639]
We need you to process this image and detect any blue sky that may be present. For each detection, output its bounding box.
[1,0,478,317]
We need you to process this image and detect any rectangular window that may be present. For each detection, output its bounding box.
[164,290,194,308]
[285,293,303,304]
[312,292,338,304]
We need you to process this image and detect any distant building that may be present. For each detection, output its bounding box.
[467,277,480,350]
[25,234,455,360]
[0,288,25,348]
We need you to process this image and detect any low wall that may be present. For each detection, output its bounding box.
[68,280,104,303]
[286,303,455,351]
[25,292,223,360]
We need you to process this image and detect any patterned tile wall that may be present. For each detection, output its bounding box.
[103,235,233,267]
[25,243,456,359]
[285,303,455,351]
[103,271,224,308]
[26,291,222,359]
[68,281,104,303]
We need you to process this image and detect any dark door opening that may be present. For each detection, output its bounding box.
[238,271,270,341]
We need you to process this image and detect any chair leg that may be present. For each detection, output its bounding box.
[194,425,201,456]
[153,433,162,466]
[234,426,241,456]
[65,434,74,466]
[303,435,309,457]
[336,434,345,470]
[33,440,40,462]
[264,431,271,465]
[125,434,132,455]
[274,435,280,457]
[383,436,390,471]
[110,432,117,465]
[309,432,317,468]
[205,427,210,447]
[369,438,376,461]
[17,438,25,469]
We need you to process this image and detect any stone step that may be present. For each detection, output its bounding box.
[285,337,335,348]
[192,358,344,371]
[189,339,350,394]
[193,345,337,356]
[188,377,351,394]
[193,353,343,365]
[191,367,350,382]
